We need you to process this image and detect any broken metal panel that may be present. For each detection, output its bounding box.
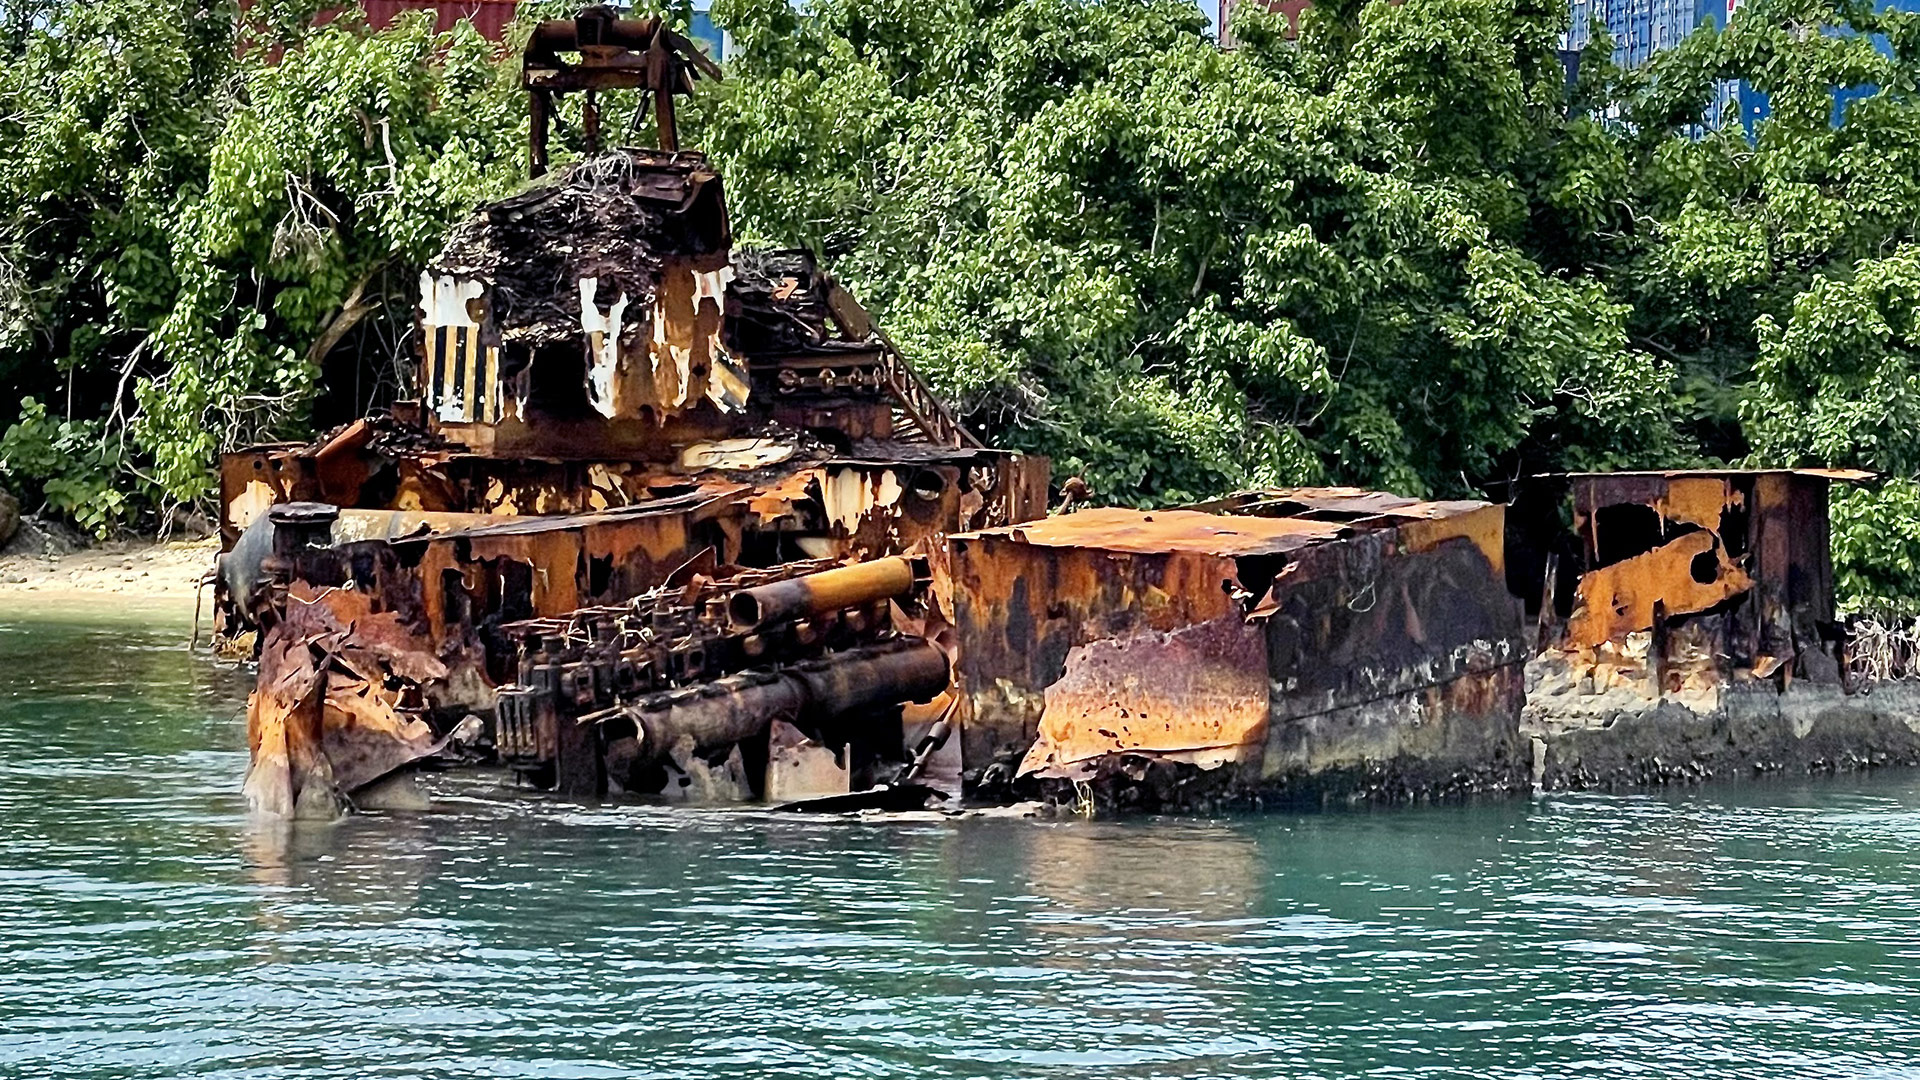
[1019,615,1270,779]
[941,496,1525,801]
[765,719,853,802]
[936,531,1261,784]
[242,586,469,820]
[1260,519,1525,724]
[1518,469,1867,691]
[399,489,750,644]
[1563,530,1752,649]
[220,446,313,544]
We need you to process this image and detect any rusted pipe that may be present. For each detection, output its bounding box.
[629,673,808,760]
[525,13,665,58]
[614,640,950,762]
[727,556,918,630]
[785,640,950,717]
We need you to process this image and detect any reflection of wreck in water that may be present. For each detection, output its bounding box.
[214,11,1920,820]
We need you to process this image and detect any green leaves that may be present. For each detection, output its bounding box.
[0,0,1910,611]
[0,2,527,523]
[0,398,130,537]
[696,0,1682,502]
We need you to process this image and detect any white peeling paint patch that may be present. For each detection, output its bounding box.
[697,268,750,412]
[229,480,276,531]
[823,467,904,533]
[419,272,482,328]
[579,277,630,420]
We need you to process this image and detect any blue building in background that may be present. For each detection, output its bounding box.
[687,5,726,61]
[1562,0,1920,133]
[1560,0,1762,130]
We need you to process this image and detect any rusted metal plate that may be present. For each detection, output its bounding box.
[941,496,1525,798]
[938,535,1250,777]
[972,506,1346,557]
[1396,502,1506,572]
[1565,531,1751,649]
[1657,476,1736,531]
[1261,524,1525,721]
[242,595,452,820]
[1520,469,1854,687]
[1019,616,1269,779]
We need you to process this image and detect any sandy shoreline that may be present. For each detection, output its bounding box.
[0,536,217,615]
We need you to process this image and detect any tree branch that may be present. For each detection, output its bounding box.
[305,262,388,371]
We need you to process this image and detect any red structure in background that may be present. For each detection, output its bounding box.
[1218,0,1311,45]
[342,0,518,39]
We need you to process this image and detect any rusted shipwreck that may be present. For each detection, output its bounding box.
[218,12,1049,817]
[216,11,1920,820]
[1506,469,1920,787]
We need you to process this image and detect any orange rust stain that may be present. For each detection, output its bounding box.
[1566,531,1752,648]
[1019,616,1269,777]
[977,507,1344,557]
[745,467,819,523]
[1660,477,1736,531]
[1398,503,1505,572]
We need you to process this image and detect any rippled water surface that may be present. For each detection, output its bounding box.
[6,607,1920,1078]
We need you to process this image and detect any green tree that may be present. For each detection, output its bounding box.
[0,0,234,531]
[137,11,524,507]
[0,1,522,530]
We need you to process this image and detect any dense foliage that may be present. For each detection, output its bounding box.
[0,0,1916,608]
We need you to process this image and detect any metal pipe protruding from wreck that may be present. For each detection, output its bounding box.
[613,639,951,762]
[726,556,919,630]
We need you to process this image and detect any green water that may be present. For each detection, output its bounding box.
[5,610,1920,1079]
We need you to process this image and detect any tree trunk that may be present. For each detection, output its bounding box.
[306,264,386,371]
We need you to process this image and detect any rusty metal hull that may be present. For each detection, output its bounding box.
[935,496,1529,810]
[1506,469,1898,792]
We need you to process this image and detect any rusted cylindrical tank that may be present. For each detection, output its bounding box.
[620,640,950,761]
[726,556,918,630]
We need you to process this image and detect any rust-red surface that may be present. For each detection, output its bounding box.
[1019,615,1270,779]
[970,507,1344,557]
